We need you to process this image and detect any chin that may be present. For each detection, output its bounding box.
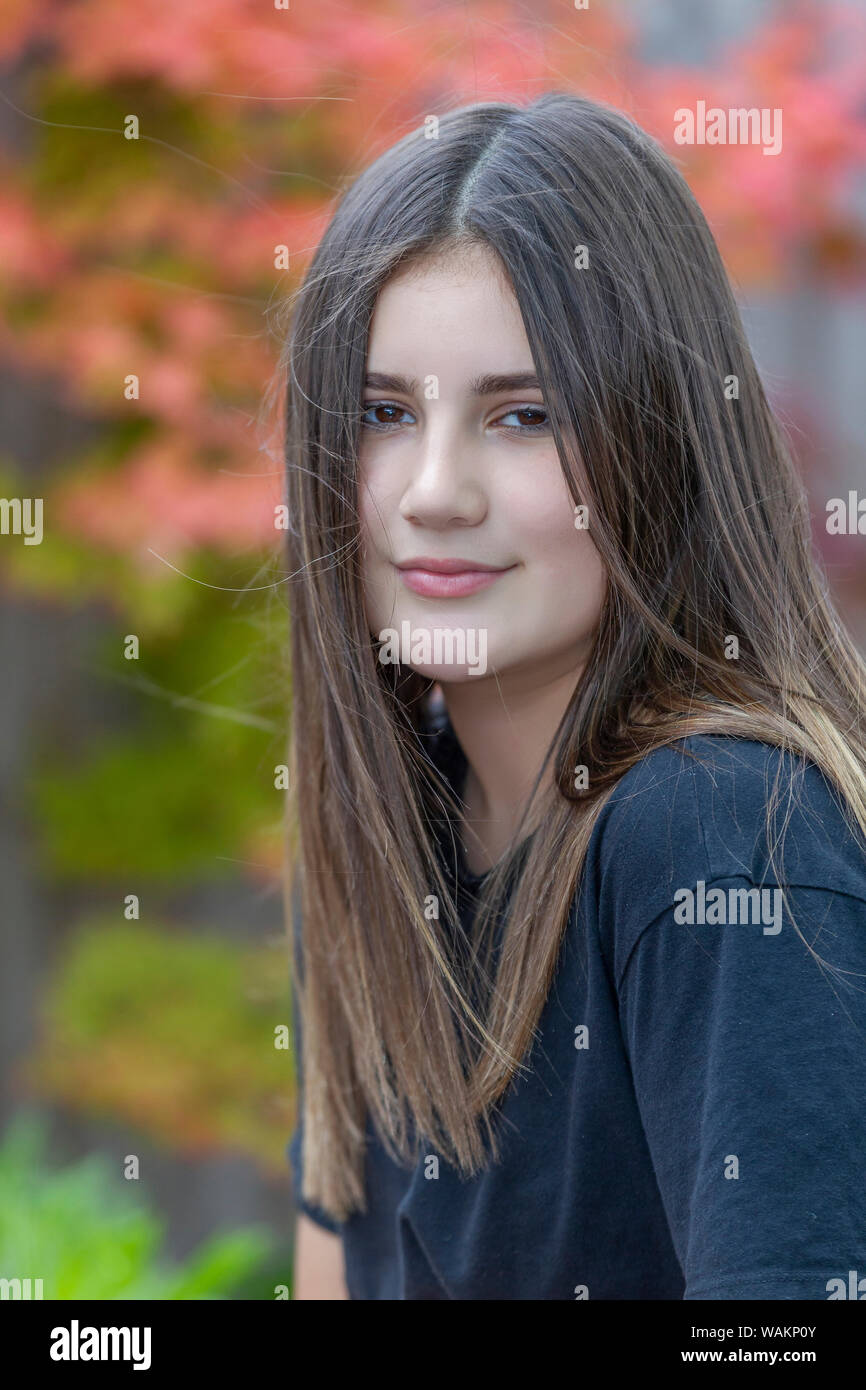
[416,664,493,684]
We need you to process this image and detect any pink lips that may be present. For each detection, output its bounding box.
[395,556,516,598]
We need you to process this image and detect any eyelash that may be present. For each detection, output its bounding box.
[359,401,550,434]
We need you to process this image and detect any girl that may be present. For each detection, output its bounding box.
[282,92,866,1300]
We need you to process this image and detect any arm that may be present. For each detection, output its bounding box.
[293,1213,349,1300]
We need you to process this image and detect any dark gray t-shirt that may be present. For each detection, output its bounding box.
[288,731,866,1299]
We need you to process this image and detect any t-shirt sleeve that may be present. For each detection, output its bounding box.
[616,875,866,1300]
[287,883,343,1237]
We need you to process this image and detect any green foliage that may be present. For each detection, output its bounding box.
[31,730,272,879]
[25,919,298,1176]
[28,577,289,880]
[33,76,221,206]
[0,462,121,602]
[0,1111,275,1299]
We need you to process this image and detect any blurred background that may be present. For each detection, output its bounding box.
[1,0,864,1298]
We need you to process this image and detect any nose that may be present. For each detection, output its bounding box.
[397,417,488,528]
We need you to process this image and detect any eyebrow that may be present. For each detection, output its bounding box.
[363,371,542,396]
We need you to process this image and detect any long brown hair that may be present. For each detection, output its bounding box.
[275,92,866,1222]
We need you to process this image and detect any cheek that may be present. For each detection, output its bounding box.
[356,468,378,541]
[357,444,404,533]
[356,473,394,582]
[507,474,607,620]
[505,465,591,561]
[356,476,395,628]
[561,531,608,626]
[542,530,607,622]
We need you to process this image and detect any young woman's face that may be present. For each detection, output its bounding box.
[357,241,607,687]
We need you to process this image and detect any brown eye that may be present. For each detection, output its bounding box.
[497,406,550,433]
[361,401,414,430]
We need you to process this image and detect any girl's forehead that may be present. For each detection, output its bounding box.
[370,253,521,345]
[387,240,510,291]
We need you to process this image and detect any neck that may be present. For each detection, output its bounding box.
[439,656,585,873]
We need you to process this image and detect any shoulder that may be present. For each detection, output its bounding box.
[585,733,866,968]
[591,732,865,889]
